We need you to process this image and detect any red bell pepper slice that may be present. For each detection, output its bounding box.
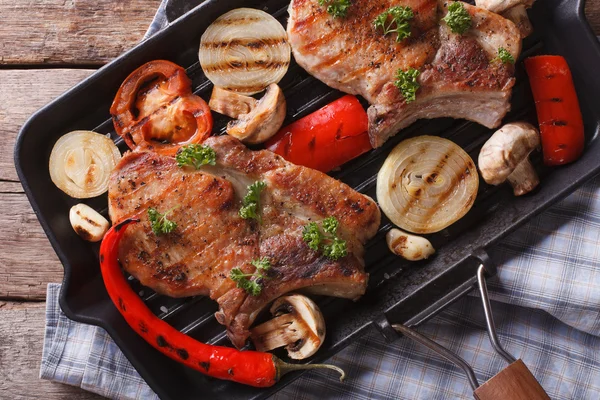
[265,95,372,172]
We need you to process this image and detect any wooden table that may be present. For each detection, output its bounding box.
[1,2,599,398]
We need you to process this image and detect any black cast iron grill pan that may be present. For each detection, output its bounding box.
[14,0,600,398]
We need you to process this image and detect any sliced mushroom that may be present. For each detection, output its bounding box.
[209,83,286,144]
[475,0,535,37]
[478,122,541,196]
[250,294,325,360]
[386,228,435,261]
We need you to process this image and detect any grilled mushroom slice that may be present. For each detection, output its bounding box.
[250,294,325,360]
[478,122,541,196]
[209,83,286,144]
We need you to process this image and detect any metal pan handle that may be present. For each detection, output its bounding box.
[383,261,551,399]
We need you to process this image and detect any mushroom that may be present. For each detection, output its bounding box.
[250,294,325,360]
[386,228,435,261]
[478,122,541,196]
[209,83,286,144]
[475,0,535,37]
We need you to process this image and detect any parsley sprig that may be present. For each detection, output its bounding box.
[318,0,352,18]
[148,207,177,236]
[176,144,216,169]
[230,257,271,296]
[491,47,515,64]
[239,181,267,221]
[373,6,414,42]
[302,216,348,260]
[443,2,472,35]
[394,68,421,103]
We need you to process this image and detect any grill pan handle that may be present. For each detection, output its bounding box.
[381,259,551,399]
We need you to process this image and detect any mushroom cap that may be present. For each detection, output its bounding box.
[227,83,286,144]
[270,294,326,360]
[478,122,540,185]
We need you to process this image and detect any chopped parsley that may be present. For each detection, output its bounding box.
[373,6,414,42]
[394,68,421,103]
[492,47,515,64]
[442,2,472,35]
[148,207,177,236]
[176,144,216,169]
[239,181,267,221]
[302,216,348,260]
[230,257,271,296]
[318,0,352,18]
[302,222,324,251]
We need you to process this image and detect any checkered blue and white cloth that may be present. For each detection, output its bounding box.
[40,174,600,400]
[39,2,600,398]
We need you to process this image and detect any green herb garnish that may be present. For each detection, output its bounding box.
[302,222,324,251]
[230,257,271,296]
[302,217,348,260]
[322,216,339,235]
[492,47,515,64]
[373,6,414,42]
[239,181,267,221]
[176,144,216,169]
[322,237,347,260]
[394,68,421,103]
[148,207,177,236]
[318,0,352,18]
[442,2,472,35]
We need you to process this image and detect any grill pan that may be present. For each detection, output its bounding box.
[14,0,600,398]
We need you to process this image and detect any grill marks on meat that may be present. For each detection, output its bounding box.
[108,135,380,348]
[288,0,522,147]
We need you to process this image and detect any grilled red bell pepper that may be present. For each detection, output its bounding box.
[265,95,372,172]
[110,60,213,156]
[99,219,344,387]
[524,55,585,166]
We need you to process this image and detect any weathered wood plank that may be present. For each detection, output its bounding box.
[587,1,600,33]
[0,70,95,300]
[0,193,63,300]
[0,0,598,66]
[0,69,94,182]
[0,0,161,65]
[0,301,104,399]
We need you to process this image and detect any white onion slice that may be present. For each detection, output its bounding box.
[199,8,291,95]
[377,136,479,234]
[49,131,121,199]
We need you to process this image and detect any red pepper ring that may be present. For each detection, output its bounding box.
[99,219,345,387]
[110,60,213,156]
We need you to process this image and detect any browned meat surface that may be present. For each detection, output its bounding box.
[288,0,521,147]
[108,135,380,348]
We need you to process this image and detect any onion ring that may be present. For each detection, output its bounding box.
[377,136,478,234]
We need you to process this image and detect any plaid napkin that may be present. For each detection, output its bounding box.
[39,1,600,398]
[40,174,600,399]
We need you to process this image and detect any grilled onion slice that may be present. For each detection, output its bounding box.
[377,136,478,234]
[49,131,121,199]
[199,8,291,95]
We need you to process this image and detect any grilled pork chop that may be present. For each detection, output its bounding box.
[287,0,521,147]
[108,135,380,348]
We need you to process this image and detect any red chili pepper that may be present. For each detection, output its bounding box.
[524,55,585,166]
[99,219,345,387]
[110,60,213,156]
[265,95,372,172]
